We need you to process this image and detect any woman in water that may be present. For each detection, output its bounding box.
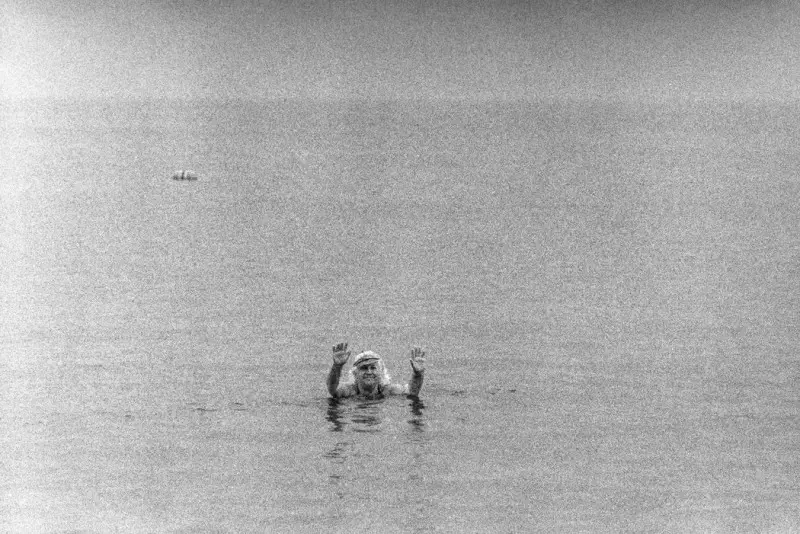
[326,342,425,399]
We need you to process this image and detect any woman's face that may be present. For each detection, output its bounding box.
[355,362,380,386]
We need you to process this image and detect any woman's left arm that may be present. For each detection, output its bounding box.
[408,347,425,396]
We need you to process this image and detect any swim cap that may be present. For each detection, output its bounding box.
[352,351,381,367]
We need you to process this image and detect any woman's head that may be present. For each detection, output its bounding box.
[347,350,392,387]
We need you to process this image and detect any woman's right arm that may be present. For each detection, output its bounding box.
[327,362,346,397]
[327,342,351,397]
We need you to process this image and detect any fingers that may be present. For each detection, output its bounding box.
[410,346,426,370]
[333,342,348,353]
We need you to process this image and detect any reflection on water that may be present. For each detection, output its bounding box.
[322,397,426,506]
[323,396,429,500]
[407,397,425,433]
[350,400,383,433]
[325,397,384,433]
[325,396,426,435]
[322,438,353,501]
[325,398,346,433]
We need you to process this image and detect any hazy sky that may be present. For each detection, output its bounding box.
[2,0,799,101]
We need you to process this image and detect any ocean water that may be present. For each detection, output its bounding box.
[1,98,798,532]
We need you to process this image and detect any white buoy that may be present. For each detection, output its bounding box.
[171,170,198,181]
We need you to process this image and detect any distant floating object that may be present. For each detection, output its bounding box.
[172,170,198,181]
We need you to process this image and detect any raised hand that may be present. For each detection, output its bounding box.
[409,346,426,374]
[332,342,351,366]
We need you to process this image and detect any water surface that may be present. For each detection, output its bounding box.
[2,98,798,532]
